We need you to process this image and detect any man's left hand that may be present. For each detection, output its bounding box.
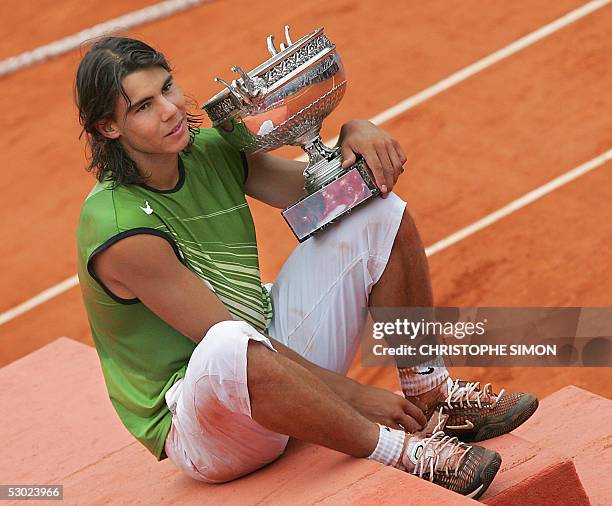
[338,120,407,198]
[349,382,427,432]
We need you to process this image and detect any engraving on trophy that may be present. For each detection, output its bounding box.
[263,34,332,86]
[202,26,380,241]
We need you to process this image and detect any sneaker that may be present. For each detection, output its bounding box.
[400,430,501,499]
[430,378,539,442]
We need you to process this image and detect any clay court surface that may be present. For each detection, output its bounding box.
[1,0,610,404]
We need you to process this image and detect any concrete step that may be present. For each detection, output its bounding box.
[514,385,611,506]
[1,338,474,505]
[58,439,478,505]
[0,338,134,485]
[478,434,589,505]
[3,338,607,504]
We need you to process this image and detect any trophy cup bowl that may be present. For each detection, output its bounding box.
[202,26,379,241]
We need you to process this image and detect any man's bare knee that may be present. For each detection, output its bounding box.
[396,208,420,242]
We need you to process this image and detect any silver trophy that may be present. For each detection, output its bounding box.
[202,26,379,241]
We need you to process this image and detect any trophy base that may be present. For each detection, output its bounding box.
[281,160,380,242]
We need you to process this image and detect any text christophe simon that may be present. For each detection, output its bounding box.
[371,318,557,357]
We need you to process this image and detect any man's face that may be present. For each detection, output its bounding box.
[106,66,190,158]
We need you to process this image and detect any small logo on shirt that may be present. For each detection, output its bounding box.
[140,201,153,215]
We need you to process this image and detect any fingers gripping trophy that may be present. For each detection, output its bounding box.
[202,26,380,241]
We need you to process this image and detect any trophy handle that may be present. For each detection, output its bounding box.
[267,26,294,56]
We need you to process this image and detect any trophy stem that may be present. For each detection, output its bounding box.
[299,134,344,192]
[300,134,336,164]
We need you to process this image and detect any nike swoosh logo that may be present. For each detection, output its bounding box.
[446,419,475,430]
[415,367,435,375]
[466,483,484,499]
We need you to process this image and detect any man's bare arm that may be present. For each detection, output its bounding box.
[244,120,407,208]
[244,151,307,208]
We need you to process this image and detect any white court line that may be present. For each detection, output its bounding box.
[0,0,609,326]
[309,0,612,151]
[0,0,207,77]
[0,275,79,325]
[368,0,611,127]
[424,148,612,256]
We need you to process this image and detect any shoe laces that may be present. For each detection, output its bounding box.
[411,429,472,480]
[444,379,504,410]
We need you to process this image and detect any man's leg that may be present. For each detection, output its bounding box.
[165,320,499,499]
[247,339,378,457]
[369,206,433,308]
[166,321,402,483]
[248,339,501,501]
[267,192,409,374]
[266,194,446,421]
[368,207,539,440]
[369,207,449,406]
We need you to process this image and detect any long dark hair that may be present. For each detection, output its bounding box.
[75,37,201,186]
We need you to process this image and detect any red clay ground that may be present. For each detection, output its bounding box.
[0,0,158,60]
[1,0,610,403]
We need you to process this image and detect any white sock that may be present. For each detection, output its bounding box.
[367,424,406,467]
[398,362,449,396]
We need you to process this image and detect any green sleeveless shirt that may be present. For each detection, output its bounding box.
[77,128,273,459]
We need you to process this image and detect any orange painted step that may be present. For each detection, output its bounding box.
[514,385,612,506]
[59,439,478,505]
[1,338,134,485]
[478,434,589,505]
[1,338,474,505]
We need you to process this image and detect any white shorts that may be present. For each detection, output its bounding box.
[164,193,407,483]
